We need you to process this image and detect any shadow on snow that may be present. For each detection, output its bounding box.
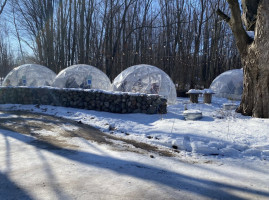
[0,127,269,200]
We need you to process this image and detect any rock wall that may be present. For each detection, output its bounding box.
[0,87,167,114]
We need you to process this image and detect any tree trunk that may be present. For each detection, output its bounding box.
[238,1,269,118]
[218,0,269,118]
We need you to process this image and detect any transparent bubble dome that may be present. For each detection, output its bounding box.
[3,64,56,87]
[52,64,112,91]
[210,68,243,100]
[112,64,177,104]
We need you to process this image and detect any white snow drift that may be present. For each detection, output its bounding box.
[112,64,177,104]
[52,64,112,90]
[210,68,243,100]
[3,64,56,87]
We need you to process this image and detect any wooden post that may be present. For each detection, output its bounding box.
[189,94,199,103]
[186,90,202,103]
[203,93,212,104]
[202,89,215,104]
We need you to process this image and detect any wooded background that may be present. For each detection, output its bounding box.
[0,0,241,91]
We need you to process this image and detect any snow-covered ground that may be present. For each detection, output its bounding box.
[1,97,268,160]
[0,97,269,199]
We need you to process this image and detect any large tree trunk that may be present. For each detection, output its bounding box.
[218,0,269,118]
[238,1,269,118]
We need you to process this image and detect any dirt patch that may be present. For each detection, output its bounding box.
[0,110,176,157]
[116,137,174,157]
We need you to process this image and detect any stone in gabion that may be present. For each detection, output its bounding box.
[0,87,167,114]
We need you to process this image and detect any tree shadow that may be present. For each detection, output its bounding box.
[1,128,269,200]
[0,172,34,200]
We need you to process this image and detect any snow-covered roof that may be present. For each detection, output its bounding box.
[112,64,177,104]
[210,68,243,100]
[52,64,112,91]
[3,64,56,87]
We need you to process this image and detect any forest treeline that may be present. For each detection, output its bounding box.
[0,0,241,90]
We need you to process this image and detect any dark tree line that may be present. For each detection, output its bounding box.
[1,0,241,90]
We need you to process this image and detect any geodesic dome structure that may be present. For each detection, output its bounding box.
[52,64,112,91]
[210,68,243,100]
[3,64,56,87]
[112,64,177,104]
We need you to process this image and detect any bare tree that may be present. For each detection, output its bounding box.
[0,0,12,81]
[0,26,14,80]
[7,0,241,92]
[218,0,269,118]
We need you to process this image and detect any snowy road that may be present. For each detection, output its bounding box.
[0,111,269,200]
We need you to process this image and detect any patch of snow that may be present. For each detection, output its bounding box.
[202,89,214,94]
[187,89,203,94]
[183,109,202,114]
[183,109,203,120]
[247,31,255,39]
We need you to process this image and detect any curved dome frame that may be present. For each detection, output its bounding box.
[112,64,177,104]
[3,64,56,87]
[210,68,243,100]
[52,64,112,91]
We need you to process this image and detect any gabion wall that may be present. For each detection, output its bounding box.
[0,87,167,114]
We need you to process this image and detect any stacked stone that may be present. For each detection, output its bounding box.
[0,87,167,114]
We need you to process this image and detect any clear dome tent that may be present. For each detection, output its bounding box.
[112,64,177,104]
[210,68,243,100]
[3,64,56,87]
[52,64,112,91]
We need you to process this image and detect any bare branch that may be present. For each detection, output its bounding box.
[241,0,260,31]
[217,0,253,56]
[216,9,230,23]
[0,0,8,16]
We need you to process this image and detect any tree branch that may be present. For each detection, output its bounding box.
[241,0,260,31]
[0,0,7,16]
[216,9,230,23]
[217,0,253,56]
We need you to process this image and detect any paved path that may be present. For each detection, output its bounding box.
[0,111,269,200]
